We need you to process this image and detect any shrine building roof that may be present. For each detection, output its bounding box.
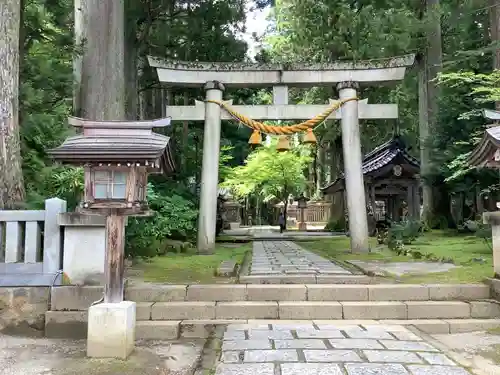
[321,135,420,194]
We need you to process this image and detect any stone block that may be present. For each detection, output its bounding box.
[303,349,362,362]
[180,319,247,338]
[0,287,49,336]
[244,350,299,363]
[275,340,326,349]
[345,364,409,375]
[446,318,500,333]
[247,329,294,339]
[221,351,241,363]
[417,353,456,366]
[216,302,278,319]
[246,285,306,301]
[278,302,342,319]
[315,275,372,284]
[328,339,383,349]
[186,285,246,302]
[428,284,490,300]
[379,340,438,352]
[406,301,470,319]
[363,350,424,364]
[368,285,429,301]
[125,285,186,302]
[50,286,103,311]
[313,320,380,327]
[136,320,179,340]
[469,301,500,318]
[306,285,368,301]
[240,275,316,284]
[215,363,274,375]
[222,340,272,351]
[44,311,88,338]
[381,319,450,334]
[87,301,136,359]
[295,329,344,339]
[342,302,407,319]
[217,260,237,277]
[407,365,471,375]
[281,363,343,375]
[152,302,216,320]
[136,302,153,320]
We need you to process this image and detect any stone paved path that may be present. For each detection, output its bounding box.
[215,322,472,375]
[250,241,352,276]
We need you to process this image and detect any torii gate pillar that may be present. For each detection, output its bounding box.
[198,81,224,254]
[338,82,369,253]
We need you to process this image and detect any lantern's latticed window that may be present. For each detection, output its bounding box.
[93,170,128,199]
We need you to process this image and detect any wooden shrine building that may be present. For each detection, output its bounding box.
[322,135,421,228]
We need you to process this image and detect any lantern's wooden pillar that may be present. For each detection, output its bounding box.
[104,211,126,303]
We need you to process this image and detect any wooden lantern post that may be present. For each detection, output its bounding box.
[49,116,176,302]
[296,194,308,231]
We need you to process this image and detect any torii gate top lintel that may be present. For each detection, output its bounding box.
[148,54,415,88]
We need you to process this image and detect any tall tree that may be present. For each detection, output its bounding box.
[75,0,125,120]
[418,0,443,225]
[491,0,500,110]
[0,0,25,209]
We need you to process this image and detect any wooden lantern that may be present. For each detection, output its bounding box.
[49,117,175,216]
[49,116,176,303]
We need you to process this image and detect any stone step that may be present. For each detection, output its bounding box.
[50,284,491,311]
[45,300,500,337]
[44,315,500,339]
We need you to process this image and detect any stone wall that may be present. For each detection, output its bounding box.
[0,287,50,336]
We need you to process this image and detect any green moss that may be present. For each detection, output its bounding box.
[300,230,493,284]
[130,243,251,284]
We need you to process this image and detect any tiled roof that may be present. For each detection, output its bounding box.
[469,125,500,168]
[321,135,419,192]
[49,117,176,174]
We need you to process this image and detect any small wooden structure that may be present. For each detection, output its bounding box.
[322,135,421,226]
[469,111,500,277]
[49,116,175,302]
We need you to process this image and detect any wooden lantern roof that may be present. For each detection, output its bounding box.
[322,135,420,194]
[468,109,500,168]
[49,117,176,174]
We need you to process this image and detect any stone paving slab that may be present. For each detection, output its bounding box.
[250,241,352,278]
[215,322,473,375]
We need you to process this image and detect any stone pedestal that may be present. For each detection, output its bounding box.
[59,213,106,285]
[58,213,127,285]
[483,211,500,277]
[87,301,136,359]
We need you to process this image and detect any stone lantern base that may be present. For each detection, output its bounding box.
[87,301,136,359]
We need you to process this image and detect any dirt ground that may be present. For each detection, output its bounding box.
[0,335,204,375]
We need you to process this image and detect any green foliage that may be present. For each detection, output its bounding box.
[387,220,423,254]
[324,217,346,232]
[222,139,312,204]
[125,184,198,258]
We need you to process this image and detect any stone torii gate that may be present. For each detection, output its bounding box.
[149,55,415,254]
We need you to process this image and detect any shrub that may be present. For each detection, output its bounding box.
[324,216,346,232]
[125,185,198,258]
[387,219,423,253]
